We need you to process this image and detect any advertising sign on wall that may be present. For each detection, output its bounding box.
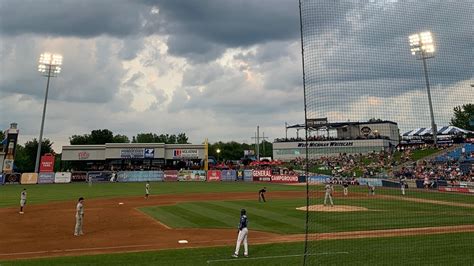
[144,148,155,158]
[120,148,145,159]
[307,176,329,184]
[54,172,72,183]
[243,170,253,182]
[252,169,272,178]
[178,170,206,181]
[4,173,20,184]
[71,172,88,182]
[357,178,383,187]
[38,172,55,184]
[221,170,237,181]
[207,170,221,181]
[88,171,113,182]
[173,149,199,159]
[271,175,298,183]
[39,154,55,172]
[0,174,3,184]
[117,171,163,182]
[163,170,178,181]
[20,173,38,184]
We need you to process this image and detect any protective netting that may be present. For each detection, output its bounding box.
[299,1,473,265]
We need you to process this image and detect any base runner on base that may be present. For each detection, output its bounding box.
[232,209,248,258]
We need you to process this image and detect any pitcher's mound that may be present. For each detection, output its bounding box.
[296,205,368,212]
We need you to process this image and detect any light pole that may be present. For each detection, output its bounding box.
[409,31,437,146]
[216,149,221,162]
[35,53,63,173]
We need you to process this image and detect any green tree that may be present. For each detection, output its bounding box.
[14,138,54,172]
[177,133,189,144]
[135,133,157,143]
[450,104,474,131]
[112,134,130,143]
[89,129,114,144]
[69,134,89,145]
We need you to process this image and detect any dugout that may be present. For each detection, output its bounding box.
[61,143,206,171]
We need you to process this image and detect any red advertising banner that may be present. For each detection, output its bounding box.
[252,169,272,178]
[164,170,178,182]
[39,153,55,172]
[438,187,474,194]
[253,176,271,182]
[207,170,222,181]
[271,175,299,183]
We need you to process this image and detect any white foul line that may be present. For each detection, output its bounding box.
[0,244,154,256]
[206,251,349,264]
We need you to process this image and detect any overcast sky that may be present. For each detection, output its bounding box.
[0,0,473,152]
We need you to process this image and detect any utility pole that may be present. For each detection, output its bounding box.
[262,132,269,157]
[285,122,288,140]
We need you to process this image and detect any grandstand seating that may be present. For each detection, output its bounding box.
[435,143,474,162]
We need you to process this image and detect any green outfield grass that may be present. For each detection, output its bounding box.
[140,197,474,234]
[2,233,473,265]
[0,182,305,208]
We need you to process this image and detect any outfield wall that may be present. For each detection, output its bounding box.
[0,170,300,184]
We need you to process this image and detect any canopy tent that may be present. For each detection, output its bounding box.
[403,126,472,137]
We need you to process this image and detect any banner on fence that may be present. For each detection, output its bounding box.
[54,172,72,183]
[4,173,20,184]
[236,170,244,181]
[307,176,329,184]
[20,173,38,184]
[117,171,163,182]
[71,172,88,182]
[357,178,383,187]
[271,175,298,183]
[252,169,272,178]
[88,171,114,182]
[164,170,178,181]
[243,170,253,182]
[438,187,474,194]
[253,176,271,182]
[221,170,237,181]
[178,170,206,181]
[207,170,221,181]
[38,172,55,184]
[0,174,3,184]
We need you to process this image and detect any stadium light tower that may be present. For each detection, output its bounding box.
[216,148,221,162]
[409,31,438,145]
[34,53,63,173]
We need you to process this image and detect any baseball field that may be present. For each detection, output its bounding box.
[0,182,473,265]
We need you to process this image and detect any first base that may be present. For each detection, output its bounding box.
[118,202,124,205]
[178,240,188,244]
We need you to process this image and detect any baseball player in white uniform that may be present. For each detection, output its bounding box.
[19,188,27,214]
[324,183,334,207]
[145,182,150,199]
[74,197,85,236]
[368,183,375,195]
[232,209,249,258]
[400,178,406,195]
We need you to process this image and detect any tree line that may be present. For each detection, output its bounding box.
[69,129,189,145]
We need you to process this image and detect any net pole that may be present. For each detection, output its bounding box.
[298,0,311,265]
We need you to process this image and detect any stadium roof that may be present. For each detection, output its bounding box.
[403,126,472,136]
[286,120,397,130]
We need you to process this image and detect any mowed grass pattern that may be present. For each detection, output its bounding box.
[141,197,474,234]
[0,182,305,208]
[2,233,473,265]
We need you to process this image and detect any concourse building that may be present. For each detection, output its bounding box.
[273,120,400,161]
[61,143,206,171]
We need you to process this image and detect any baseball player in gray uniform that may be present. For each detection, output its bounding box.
[232,209,249,258]
[145,181,150,199]
[400,178,406,195]
[324,183,334,207]
[19,188,27,214]
[74,197,85,236]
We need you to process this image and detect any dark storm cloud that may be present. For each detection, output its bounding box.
[0,0,150,37]
[144,0,355,61]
